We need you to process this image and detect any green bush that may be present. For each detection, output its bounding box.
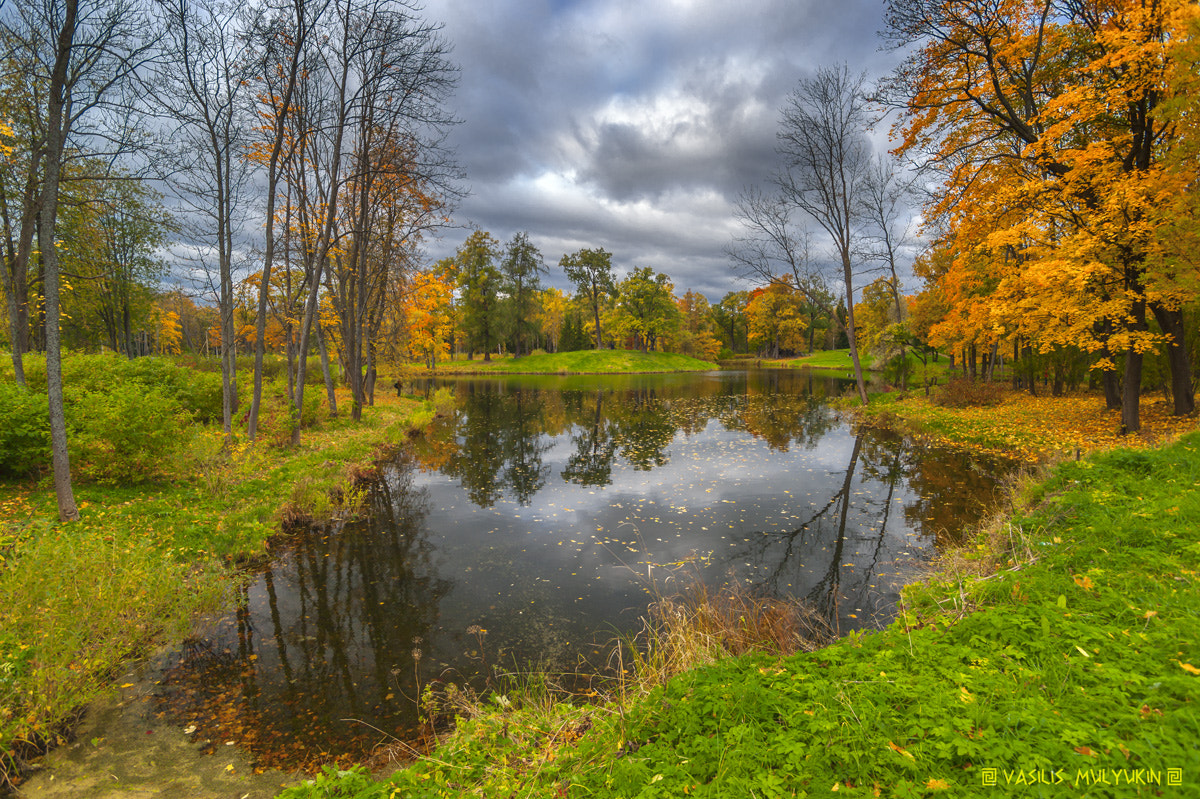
[121,356,223,423]
[68,383,187,483]
[0,382,49,477]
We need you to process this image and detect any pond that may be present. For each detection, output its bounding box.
[157,369,1012,770]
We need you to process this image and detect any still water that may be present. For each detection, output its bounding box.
[158,370,1011,769]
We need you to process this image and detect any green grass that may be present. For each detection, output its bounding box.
[419,349,716,374]
[279,432,1200,798]
[760,348,955,383]
[0,387,437,789]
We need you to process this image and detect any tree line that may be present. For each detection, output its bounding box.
[727,1,1199,426]
[886,0,1199,433]
[1,0,458,520]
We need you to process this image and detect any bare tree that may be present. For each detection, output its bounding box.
[153,0,256,440]
[0,47,46,387]
[727,186,834,314]
[245,0,318,441]
[2,0,155,520]
[858,154,913,321]
[326,0,457,421]
[777,64,873,405]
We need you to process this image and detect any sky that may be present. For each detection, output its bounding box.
[418,0,909,303]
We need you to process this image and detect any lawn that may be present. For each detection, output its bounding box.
[419,349,716,374]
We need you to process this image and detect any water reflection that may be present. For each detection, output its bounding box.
[159,466,450,769]
[160,370,1012,768]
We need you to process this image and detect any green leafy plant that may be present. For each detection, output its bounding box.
[0,382,49,477]
[68,383,188,483]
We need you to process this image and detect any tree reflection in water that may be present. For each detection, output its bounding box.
[158,459,451,770]
[159,370,1013,769]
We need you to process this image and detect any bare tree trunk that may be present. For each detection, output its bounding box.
[41,0,80,522]
[250,0,307,441]
[1121,300,1148,434]
[317,321,337,418]
[0,166,41,386]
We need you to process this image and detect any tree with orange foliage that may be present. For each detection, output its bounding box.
[885,0,1197,432]
[400,270,454,369]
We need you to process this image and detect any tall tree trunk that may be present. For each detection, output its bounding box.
[1120,299,1149,434]
[1122,346,1142,434]
[841,259,868,406]
[291,254,327,446]
[1012,339,1021,390]
[316,321,337,418]
[0,166,40,386]
[1149,301,1195,416]
[249,8,305,443]
[41,0,79,522]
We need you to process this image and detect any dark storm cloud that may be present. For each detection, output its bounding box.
[421,0,904,301]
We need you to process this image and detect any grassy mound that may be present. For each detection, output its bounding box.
[421,350,716,374]
[281,432,1200,798]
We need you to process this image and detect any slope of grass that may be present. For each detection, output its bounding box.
[280,432,1200,798]
[418,349,716,374]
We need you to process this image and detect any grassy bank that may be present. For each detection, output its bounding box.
[0,374,441,791]
[748,349,953,383]
[853,388,1197,463]
[414,349,716,374]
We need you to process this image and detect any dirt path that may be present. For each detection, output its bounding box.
[17,658,303,799]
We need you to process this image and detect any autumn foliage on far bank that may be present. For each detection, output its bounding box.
[886,0,1200,433]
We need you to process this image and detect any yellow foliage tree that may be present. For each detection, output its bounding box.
[746,282,807,358]
[887,0,1197,431]
[401,270,454,369]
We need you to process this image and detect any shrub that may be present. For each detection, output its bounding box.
[253,376,323,447]
[0,382,49,477]
[431,386,456,416]
[68,383,187,483]
[53,354,223,423]
[933,377,1005,408]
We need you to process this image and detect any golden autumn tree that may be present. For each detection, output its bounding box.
[401,269,454,369]
[672,289,722,361]
[746,282,808,358]
[886,0,1197,431]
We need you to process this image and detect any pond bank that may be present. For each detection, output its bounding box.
[406,349,716,375]
[0,392,438,795]
[849,387,1198,463]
